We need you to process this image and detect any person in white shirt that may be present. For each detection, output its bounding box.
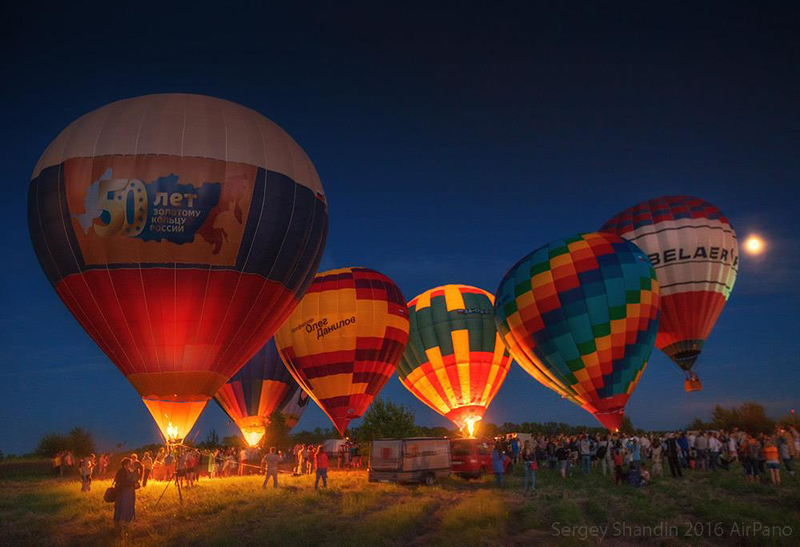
[728,436,738,461]
[708,434,722,471]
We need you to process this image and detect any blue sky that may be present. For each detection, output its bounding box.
[1,2,798,454]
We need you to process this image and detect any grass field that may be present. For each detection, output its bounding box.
[1,463,799,546]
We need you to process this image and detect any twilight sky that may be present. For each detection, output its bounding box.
[1,2,799,454]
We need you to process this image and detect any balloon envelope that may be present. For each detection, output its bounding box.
[278,387,311,431]
[275,267,409,435]
[601,196,737,389]
[27,94,328,441]
[494,232,660,431]
[214,338,300,446]
[398,285,511,434]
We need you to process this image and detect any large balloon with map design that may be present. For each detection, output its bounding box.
[601,196,738,392]
[27,94,328,441]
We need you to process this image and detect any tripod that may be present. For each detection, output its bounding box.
[155,443,184,507]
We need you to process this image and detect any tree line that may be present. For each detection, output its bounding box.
[26,400,794,459]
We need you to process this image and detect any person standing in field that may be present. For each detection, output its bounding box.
[100,453,110,478]
[315,445,329,489]
[510,436,520,464]
[208,449,219,478]
[308,445,315,474]
[52,452,62,477]
[521,440,536,493]
[596,436,608,476]
[764,440,781,485]
[728,434,738,462]
[295,444,305,476]
[262,447,280,489]
[779,436,795,477]
[651,438,663,477]
[613,447,625,485]
[113,458,138,534]
[492,442,505,487]
[141,452,153,487]
[129,454,143,484]
[176,451,188,487]
[579,435,592,474]
[79,454,95,491]
[556,442,569,479]
[665,434,682,478]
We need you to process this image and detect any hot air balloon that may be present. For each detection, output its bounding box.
[27,94,328,441]
[214,338,300,447]
[397,285,511,437]
[275,267,409,435]
[601,196,738,392]
[278,388,311,431]
[494,232,660,431]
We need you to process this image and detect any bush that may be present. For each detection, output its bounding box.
[353,398,416,441]
[36,427,96,457]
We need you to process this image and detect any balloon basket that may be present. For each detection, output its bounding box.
[684,376,702,393]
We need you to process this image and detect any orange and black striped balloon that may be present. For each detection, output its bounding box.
[275,268,409,435]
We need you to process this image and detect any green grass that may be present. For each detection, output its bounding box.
[0,464,799,546]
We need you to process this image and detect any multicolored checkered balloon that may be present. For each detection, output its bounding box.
[494,232,660,431]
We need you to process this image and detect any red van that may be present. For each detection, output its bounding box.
[450,438,508,478]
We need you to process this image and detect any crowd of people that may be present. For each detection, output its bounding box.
[45,424,798,536]
[490,425,800,492]
[51,451,112,480]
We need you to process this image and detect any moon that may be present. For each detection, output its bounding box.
[743,235,765,255]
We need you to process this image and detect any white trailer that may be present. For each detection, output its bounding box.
[368,437,451,485]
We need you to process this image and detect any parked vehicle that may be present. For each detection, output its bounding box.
[322,439,347,458]
[450,438,510,478]
[369,438,450,485]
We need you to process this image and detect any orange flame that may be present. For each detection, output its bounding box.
[462,416,481,438]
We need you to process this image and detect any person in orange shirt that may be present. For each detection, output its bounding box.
[764,441,781,485]
[314,445,329,489]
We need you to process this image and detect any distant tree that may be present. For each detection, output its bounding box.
[500,422,518,434]
[37,433,69,457]
[291,427,342,445]
[222,435,244,448]
[711,402,775,435]
[479,422,501,437]
[415,426,452,438]
[0,449,4,462]
[686,418,712,431]
[67,427,95,456]
[777,412,799,431]
[265,411,291,449]
[618,416,636,435]
[199,429,221,449]
[353,398,416,441]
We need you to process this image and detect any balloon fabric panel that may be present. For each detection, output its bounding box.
[494,232,660,431]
